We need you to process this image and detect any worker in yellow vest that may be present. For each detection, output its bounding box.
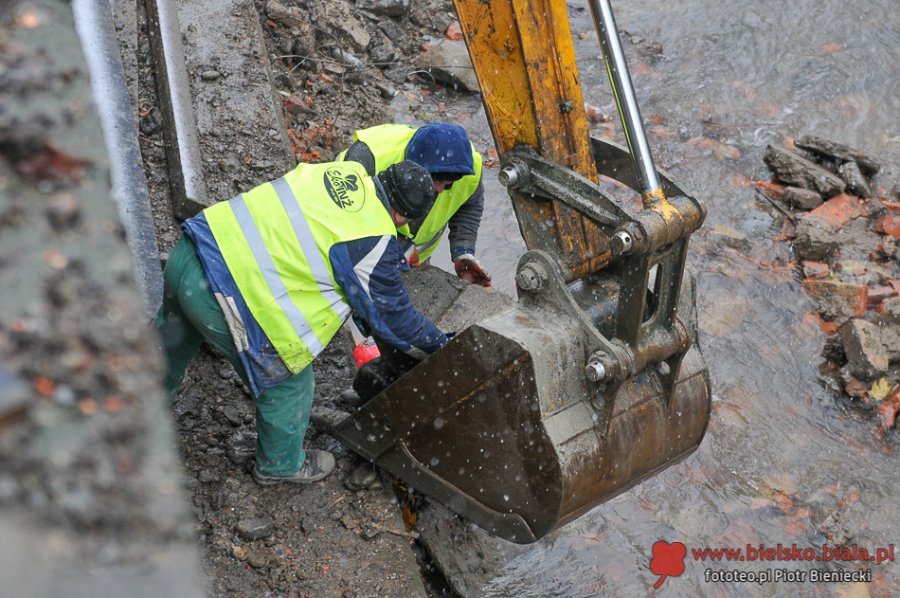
[155,160,449,485]
[341,122,492,286]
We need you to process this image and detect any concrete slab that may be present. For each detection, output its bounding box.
[174,0,295,203]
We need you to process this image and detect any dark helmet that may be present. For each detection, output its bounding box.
[377,160,437,219]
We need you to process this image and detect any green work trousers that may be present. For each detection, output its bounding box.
[155,236,313,476]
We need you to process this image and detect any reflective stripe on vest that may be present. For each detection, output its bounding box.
[204,161,395,373]
[230,192,326,356]
[271,177,344,310]
[353,124,482,261]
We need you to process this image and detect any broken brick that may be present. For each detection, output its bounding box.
[809,194,863,229]
[32,376,56,397]
[482,146,499,168]
[445,21,463,41]
[585,104,611,124]
[874,212,900,238]
[804,312,839,336]
[283,93,312,115]
[752,180,786,199]
[802,279,868,323]
[867,286,899,307]
[877,391,900,431]
[801,260,830,279]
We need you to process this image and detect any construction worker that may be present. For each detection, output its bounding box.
[341,122,492,287]
[155,160,449,485]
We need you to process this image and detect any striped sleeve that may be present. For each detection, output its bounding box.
[330,235,447,354]
[448,171,485,258]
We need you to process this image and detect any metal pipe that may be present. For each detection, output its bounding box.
[72,0,164,317]
[586,0,662,200]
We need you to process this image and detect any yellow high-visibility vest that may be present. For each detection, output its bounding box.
[349,124,482,261]
[203,161,395,373]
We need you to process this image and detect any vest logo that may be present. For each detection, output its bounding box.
[324,169,365,212]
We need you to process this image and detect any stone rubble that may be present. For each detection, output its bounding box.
[759,136,900,433]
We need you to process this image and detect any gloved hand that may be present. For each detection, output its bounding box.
[406,249,421,268]
[453,253,492,287]
[352,336,380,368]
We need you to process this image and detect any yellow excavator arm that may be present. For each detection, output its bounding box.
[453,0,607,280]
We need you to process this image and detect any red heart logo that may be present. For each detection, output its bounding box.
[650,540,687,589]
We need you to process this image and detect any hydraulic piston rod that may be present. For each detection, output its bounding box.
[587,0,662,203]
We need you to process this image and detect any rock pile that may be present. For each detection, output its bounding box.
[262,0,466,161]
[758,136,900,434]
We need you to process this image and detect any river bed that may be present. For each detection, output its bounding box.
[398,0,899,595]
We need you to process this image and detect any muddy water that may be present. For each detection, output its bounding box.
[396,0,899,595]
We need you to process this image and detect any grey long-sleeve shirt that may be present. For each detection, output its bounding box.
[344,140,484,258]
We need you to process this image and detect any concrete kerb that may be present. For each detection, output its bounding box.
[73,0,164,316]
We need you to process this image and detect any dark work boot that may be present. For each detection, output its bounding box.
[352,357,398,403]
[252,449,335,485]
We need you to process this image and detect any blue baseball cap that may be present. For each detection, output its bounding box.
[404,123,476,178]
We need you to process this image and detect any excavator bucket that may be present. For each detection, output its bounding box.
[330,138,710,544]
[333,264,709,543]
[325,0,712,543]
